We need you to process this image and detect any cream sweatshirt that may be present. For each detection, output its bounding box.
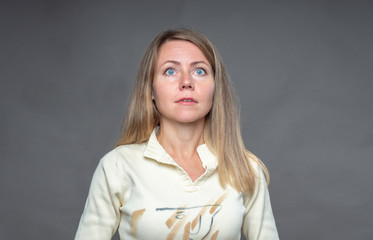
[75,128,279,239]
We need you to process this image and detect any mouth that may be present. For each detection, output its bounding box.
[175,98,198,103]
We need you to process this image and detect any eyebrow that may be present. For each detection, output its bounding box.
[160,60,210,67]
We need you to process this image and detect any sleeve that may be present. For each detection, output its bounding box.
[75,150,129,240]
[242,163,279,240]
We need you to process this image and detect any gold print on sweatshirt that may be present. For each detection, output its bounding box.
[130,208,146,237]
[156,192,228,240]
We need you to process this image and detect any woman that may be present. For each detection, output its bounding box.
[75,28,279,239]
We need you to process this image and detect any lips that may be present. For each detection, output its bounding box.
[175,98,198,103]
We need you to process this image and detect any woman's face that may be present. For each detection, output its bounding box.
[152,40,215,125]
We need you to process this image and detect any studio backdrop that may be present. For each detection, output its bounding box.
[1,1,372,239]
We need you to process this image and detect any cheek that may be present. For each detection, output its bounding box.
[205,84,215,104]
[153,85,171,105]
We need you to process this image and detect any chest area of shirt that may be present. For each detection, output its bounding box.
[121,185,245,239]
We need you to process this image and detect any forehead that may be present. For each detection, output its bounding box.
[156,40,209,64]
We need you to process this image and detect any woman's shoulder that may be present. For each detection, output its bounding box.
[246,150,261,170]
[246,149,270,186]
[99,142,148,167]
[114,141,148,155]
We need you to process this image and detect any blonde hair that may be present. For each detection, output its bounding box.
[116,28,269,195]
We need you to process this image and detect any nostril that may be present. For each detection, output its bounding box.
[179,76,194,90]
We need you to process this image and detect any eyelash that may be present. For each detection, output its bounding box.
[163,67,207,76]
[164,68,176,75]
[194,68,206,76]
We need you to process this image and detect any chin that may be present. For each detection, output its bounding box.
[160,110,210,125]
[174,115,207,124]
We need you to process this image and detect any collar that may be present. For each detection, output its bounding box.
[143,127,218,173]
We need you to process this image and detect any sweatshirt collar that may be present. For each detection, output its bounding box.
[143,127,218,172]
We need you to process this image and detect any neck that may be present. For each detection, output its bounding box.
[157,119,205,161]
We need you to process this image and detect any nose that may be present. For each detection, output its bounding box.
[179,73,194,90]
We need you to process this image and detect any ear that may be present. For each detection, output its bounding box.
[151,85,155,100]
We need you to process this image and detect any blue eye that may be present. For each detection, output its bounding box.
[195,68,206,76]
[165,68,176,75]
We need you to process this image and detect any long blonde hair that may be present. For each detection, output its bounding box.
[116,28,269,195]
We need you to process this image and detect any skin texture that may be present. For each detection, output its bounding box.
[152,40,215,181]
[152,40,215,126]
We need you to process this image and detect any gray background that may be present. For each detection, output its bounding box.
[1,0,372,239]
